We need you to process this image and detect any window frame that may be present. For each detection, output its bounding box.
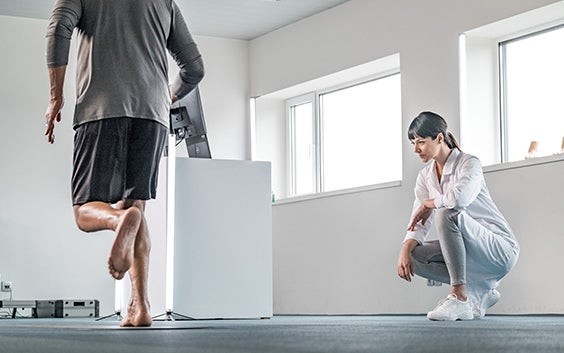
[286,69,401,197]
[498,23,564,163]
[286,93,317,196]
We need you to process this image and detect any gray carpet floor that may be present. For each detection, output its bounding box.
[0,315,563,353]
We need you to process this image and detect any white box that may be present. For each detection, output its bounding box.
[172,158,273,319]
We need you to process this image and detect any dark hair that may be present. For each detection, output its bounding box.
[407,111,461,150]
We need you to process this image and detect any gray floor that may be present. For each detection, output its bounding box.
[0,315,563,353]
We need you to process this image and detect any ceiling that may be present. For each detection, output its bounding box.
[0,0,352,40]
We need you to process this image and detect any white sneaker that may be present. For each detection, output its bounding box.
[427,294,474,321]
[473,289,501,319]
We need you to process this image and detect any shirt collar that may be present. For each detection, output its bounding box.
[441,148,460,176]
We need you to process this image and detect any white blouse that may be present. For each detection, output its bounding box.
[404,148,515,245]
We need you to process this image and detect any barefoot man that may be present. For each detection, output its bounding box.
[44,0,204,327]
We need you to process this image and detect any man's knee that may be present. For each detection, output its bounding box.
[116,199,146,212]
[72,204,94,233]
[73,205,83,231]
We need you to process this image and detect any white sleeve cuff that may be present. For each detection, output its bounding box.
[403,232,423,245]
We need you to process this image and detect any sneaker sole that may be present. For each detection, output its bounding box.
[474,290,501,319]
[484,290,501,309]
[427,312,474,321]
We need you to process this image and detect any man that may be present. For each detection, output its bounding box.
[45,0,204,327]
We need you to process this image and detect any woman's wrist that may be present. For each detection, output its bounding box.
[402,239,418,253]
[424,199,436,209]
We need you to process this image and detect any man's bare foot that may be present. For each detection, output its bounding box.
[120,316,133,327]
[108,207,142,280]
[120,299,152,327]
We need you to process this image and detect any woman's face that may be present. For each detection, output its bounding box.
[411,134,442,163]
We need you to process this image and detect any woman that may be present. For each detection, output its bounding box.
[397,111,519,321]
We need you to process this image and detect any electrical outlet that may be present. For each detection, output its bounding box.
[1,281,12,292]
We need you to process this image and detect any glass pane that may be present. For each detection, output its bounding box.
[292,102,315,195]
[504,26,564,162]
[320,74,402,192]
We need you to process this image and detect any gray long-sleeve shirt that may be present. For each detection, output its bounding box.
[46,0,204,128]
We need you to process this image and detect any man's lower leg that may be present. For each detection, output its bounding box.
[73,202,142,280]
[121,216,152,327]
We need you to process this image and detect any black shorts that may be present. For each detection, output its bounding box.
[72,118,168,205]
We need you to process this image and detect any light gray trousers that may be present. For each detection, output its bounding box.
[411,208,519,301]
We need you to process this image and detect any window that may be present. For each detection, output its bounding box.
[500,24,564,162]
[287,73,402,196]
[459,3,564,167]
[288,94,316,195]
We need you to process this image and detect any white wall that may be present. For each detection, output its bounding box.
[250,0,564,314]
[0,15,115,312]
[484,160,564,314]
[0,15,250,315]
[254,98,286,199]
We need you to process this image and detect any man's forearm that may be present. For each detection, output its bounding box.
[45,65,67,144]
[48,66,67,100]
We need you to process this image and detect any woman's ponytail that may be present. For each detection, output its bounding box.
[445,131,461,151]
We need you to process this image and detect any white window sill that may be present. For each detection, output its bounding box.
[483,153,564,173]
[272,154,564,206]
[273,180,402,205]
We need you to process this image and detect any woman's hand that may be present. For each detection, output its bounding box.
[397,240,418,282]
[407,199,435,231]
[397,251,413,282]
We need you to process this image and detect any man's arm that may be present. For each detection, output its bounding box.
[167,2,205,103]
[45,66,66,144]
[46,0,81,67]
[44,0,80,143]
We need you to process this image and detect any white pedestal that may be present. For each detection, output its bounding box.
[121,158,272,320]
[171,158,272,319]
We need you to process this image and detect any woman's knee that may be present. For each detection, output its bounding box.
[410,245,425,263]
[410,253,445,282]
[435,208,461,230]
